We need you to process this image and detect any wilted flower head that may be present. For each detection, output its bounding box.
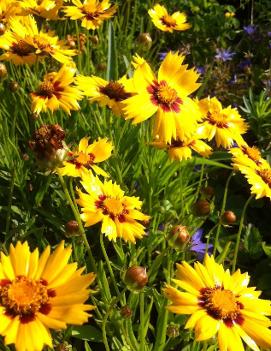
[215,48,235,62]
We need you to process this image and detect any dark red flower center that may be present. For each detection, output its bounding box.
[95,195,129,222]
[147,80,182,112]
[100,81,132,102]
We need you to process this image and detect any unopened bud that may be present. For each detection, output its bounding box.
[97,63,107,71]
[201,186,215,200]
[120,305,132,318]
[0,63,7,78]
[89,35,99,45]
[137,33,152,47]
[166,324,180,338]
[222,211,236,224]
[125,266,148,291]
[55,343,72,351]
[194,200,211,216]
[0,23,6,35]
[168,225,190,250]
[65,220,80,237]
[9,80,19,92]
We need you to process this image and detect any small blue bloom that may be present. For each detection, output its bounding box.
[238,59,252,70]
[190,229,213,261]
[158,52,167,61]
[267,32,271,38]
[196,66,205,74]
[215,48,235,62]
[243,24,257,35]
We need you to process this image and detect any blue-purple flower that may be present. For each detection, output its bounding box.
[215,48,235,62]
[196,66,205,74]
[243,24,257,35]
[158,52,167,61]
[190,228,213,260]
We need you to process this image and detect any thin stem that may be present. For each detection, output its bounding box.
[58,174,97,272]
[102,288,127,351]
[139,292,145,351]
[213,172,234,255]
[100,232,121,296]
[232,195,254,272]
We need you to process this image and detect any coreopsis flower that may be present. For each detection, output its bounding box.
[0,16,76,65]
[197,97,248,148]
[20,0,63,19]
[148,4,190,33]
[164,255,271,351]
[77,173,150,243]
[0,0,22,26]
[151,134,212,161]
[58,137,113,177]
[232,160,271,200]
[229,143,268,170]
[0,241,95,351]
[63,0,117,30]
[31,65,82,115]
[124,52,201,143]
[76,75,134,116]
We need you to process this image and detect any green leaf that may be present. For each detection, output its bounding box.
[262,242,271,257]
[72,325,103,343]
[244,225,263,259]
[106,22,118,81]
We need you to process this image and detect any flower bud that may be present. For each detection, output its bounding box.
[65,220,80,237]
[97,63,107,71]
[0,63,7,78]
[89,35,99,45]
[137,33,152,47]
[222,210,236,225]
[120,305,132,318]
[166,324,180,338]
[55,343,72,351]
[168,225,190,250]
[0,23,6,35]
[9,80,19,92]
[125,266,148,291]
[194,200,211,216]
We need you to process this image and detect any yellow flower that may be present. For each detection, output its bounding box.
[164,255,271,351]
[31,65,82,115]
[197,97,248,148]
[76,75,134,116]
[232,161,271,200]
[0,0,22,26]
[63,0,117,30]
[0,241,95,351]
[58,137,113,177]
[77,173,150,243]
[124,52,201,143]
[225,12,235,18]
[151,134,212,161]
[148,4,190,33]
[20,0,63,19]
[0,16,76,65]
[229,143,269,170]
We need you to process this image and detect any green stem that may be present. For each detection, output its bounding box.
[100,232,121,297]
[102,288,127,351]
[232,195,253,272]
[213,172,234,255]
[5,168,15,236]
[139,292,145,351]
[58,174,97,272]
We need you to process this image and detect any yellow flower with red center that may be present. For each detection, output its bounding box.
[0,16,76,65]
[148,4,190,33]
[31,65,82,115]
[229,143,269,170]
[63,0,117,30]
[0,241,95,351]
[124,52,201,143]
[164,255,271,351]
[77,173,150,243]
[232,160,271,200]
[151,134,212,161]
[20,0,63,20]
[76,75,134,116]
[197,97,248,148]
[58,137,113,177]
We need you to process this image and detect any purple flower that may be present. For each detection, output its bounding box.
[190,229,213,260]
[196,66,205,74]
[215,48,235,62]
[243,24,257,35]
[158,52,167,61]
[267,32,271,38]
[238,59,252,70]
